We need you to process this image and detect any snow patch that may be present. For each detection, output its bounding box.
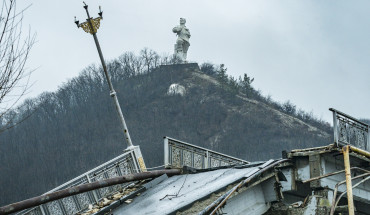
[167,83,186,96]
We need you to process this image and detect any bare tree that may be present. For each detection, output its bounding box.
[140,48,160,73]
[0,0,35,130]
[119,52,144,77]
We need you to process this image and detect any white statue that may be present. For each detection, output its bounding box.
[172,18,191,62]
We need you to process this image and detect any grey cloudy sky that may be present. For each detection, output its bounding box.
[18,0,370,123]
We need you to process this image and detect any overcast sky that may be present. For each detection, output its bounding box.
[17,0,370,124]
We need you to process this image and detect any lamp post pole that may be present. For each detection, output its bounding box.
[75,2,133,149]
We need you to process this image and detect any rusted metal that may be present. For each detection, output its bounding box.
[342,145,355,215]
[302,167,370,183]
[329,172,370,215]
[334,176,370,211]
[0,169,181,215]
[290,144,334,153]
[349,145,370,158]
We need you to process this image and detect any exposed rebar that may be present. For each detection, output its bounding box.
[302,167,370,184]
[329,172,370,215]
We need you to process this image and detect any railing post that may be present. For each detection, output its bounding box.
[132,146,147,172]
[332,110,338,146]
[129,151,139,173]
[40,206,46,215]
[86,175,99,203]
[164,137,170,168]
[58,200,67,215]
[205,151,209,168]
[72,196,81,212]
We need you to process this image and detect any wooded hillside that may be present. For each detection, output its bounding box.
[0,50,332,206]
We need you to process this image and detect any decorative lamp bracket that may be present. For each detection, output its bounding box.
[79,17,102,34]
[74,3,103,35]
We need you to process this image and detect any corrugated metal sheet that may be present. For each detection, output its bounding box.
[112,166,263,215]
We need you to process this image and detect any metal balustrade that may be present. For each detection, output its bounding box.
[17,147,143,215]
[330,108,370,151]
[164,137,249,169]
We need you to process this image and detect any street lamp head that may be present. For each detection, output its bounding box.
[74,16,80,27]
[98,6,103,19]
[75,3,103,34]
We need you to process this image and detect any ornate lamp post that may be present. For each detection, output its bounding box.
[74,2,146,172]
[74,3,134,149]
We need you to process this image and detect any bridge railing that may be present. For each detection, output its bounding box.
[330,108,370,151]
[17,146,144,215]
[164,137,249,169]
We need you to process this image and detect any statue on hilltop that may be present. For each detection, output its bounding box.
[172,18,191,63]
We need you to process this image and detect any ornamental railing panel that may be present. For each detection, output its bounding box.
[164,137,249,169]
[330,108,370,151]
[18,149,141,215]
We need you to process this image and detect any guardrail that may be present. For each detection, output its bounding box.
[164,137,249,169]
[330,108,370,151]
[17,146,144,215]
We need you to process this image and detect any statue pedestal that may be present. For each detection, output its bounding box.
[159,63,200,73]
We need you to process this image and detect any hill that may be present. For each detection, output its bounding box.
[0,51,332,206]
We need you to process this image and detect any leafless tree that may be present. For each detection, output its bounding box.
[140,48,160,73]
[0,0,35,130]
[118,52,144,77]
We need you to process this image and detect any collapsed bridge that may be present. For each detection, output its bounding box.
[1,108,369,215]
